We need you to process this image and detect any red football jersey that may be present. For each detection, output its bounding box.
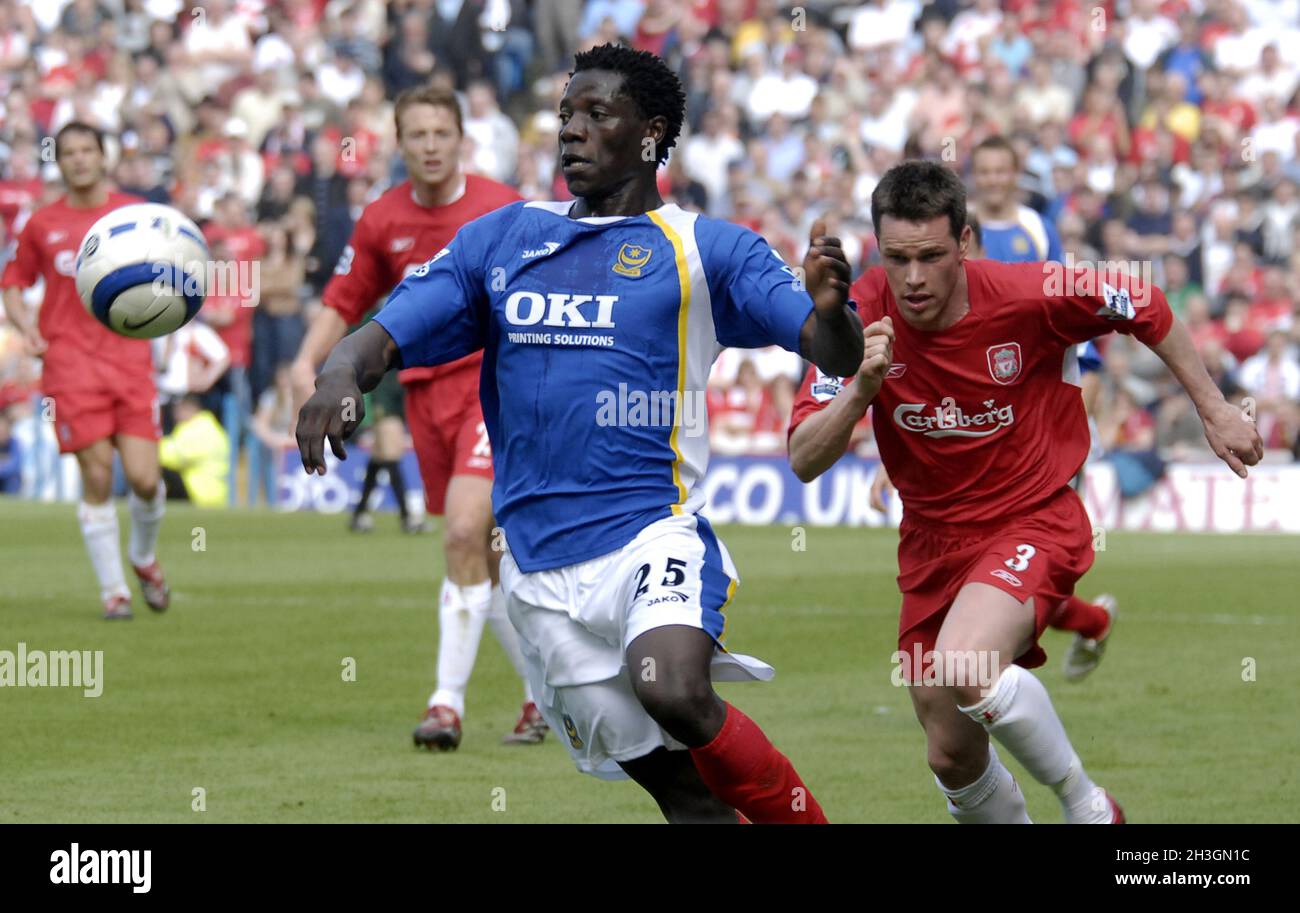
[789,260,1174,525]
[0,191,150,377]
[322,175,520,385]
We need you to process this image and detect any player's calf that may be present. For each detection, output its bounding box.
[909,679,1031,823]
[961,664,1116,823]
[627,624,827,824]
[617,747,737,824]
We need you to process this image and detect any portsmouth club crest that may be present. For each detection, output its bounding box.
[986,342,1023,385]
[612,242,652,277]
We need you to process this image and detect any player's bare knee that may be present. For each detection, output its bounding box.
[79,465,114,502]
[126,470,160,500]
[926,734,986,786]
[633,673,719,740]
[443,515,489,562]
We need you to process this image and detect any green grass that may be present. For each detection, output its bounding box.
[1,498,1296,823]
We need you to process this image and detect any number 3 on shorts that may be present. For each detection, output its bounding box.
[1005,544,1037,572]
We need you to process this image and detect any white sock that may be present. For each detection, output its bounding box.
[487,584,534,704]
[79,501,128,602]
[428,579,491,717]
[936,745,1032,824]
[127,481,165,567]
[960,665,1109,823]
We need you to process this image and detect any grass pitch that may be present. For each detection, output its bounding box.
[1,497,1296,823]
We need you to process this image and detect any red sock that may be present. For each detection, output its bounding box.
[1050,595,1110,639]
[689,703,827,824]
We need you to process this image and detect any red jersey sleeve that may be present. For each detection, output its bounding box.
[787,268,880,440]
[786,364,857,440]
[1,216,41,289]
[321,208,389,325]
[1039,264,1174,349]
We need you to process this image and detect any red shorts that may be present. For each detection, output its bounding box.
[403,376,493,515]
[43,355,159,454]
[896,487,1094,674]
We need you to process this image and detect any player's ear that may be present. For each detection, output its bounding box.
[957,224,972,261]
[645,115,668,162]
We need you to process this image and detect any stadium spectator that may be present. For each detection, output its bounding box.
[1239,324,1300,450]
[249,221,306,400]
[248,360,296,505]
[158,393,230,507]
[154,317,230,432]
[179,0,253,103]
[464,81,519,183]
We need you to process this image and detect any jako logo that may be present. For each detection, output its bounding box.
[894,397,1015,438]
[522,241,561,259]
[50,844,151,893]
[505,291,618,328]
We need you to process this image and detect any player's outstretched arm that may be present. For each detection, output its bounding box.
[289,307,350,408]
[1151,317,1263,477]
[799,220,864,377]
[2,286,46,356]
[296,321,399,476]
[788,319,893,482]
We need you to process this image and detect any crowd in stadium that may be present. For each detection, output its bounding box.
[2,0,1299,504]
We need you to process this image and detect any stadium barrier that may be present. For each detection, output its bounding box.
[272,450,1300,534]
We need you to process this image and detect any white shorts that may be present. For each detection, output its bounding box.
[499,512,774,779]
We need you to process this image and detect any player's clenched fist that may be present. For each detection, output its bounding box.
[296,372,365,475]
[856,317,895,398]
[802,219,852,319]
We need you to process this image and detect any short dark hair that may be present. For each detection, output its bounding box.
[572,43,685,166]
[393,85,463,138]
[965,214,982,248]
[871,160,968,241]
[972,134,1019,170]
[54,121,105,159]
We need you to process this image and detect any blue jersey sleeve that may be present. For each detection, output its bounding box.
[373,221,494,369]
[1077,340,1103,374]
[702,222,813,353]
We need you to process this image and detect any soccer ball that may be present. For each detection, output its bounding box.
[75,203,209,339]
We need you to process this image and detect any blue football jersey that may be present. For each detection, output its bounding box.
[375,201,813,572]
[1076,339,1103,374]
[981,205,1063,264]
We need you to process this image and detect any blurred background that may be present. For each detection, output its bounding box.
[0,0,1297,519]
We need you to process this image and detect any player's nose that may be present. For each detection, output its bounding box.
[560,116,586,143]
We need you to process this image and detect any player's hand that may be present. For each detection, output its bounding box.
[869,464,895,513]
[20,326,47,357]
[854,317,894,400]
[1200,397,1263,478]
[803,219,852,320]
[296,371,364,475]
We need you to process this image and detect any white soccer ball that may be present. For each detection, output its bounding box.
[75,202,209,339]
